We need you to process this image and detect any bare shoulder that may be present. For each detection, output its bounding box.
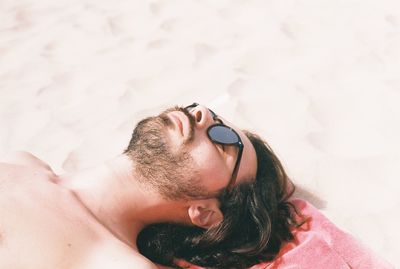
[92,251,159,269]
[131,258,159,269]
[123,252,159,269]
[0,151,54,172]
[0,151,57,185]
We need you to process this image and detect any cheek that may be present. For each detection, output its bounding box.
[189,142,230,191]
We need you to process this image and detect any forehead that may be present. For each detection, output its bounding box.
[218,115,258,185]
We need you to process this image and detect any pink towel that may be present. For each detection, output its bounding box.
[171,198,393,269]
[249,198,393,269]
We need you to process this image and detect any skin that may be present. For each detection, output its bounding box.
[0,105,257,269]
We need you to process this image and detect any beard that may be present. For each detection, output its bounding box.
[125,106,210,200]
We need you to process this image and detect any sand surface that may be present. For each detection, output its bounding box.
[1,0,399,266]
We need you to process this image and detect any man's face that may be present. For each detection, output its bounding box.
[167,105,257,195]
[129,104,257,200]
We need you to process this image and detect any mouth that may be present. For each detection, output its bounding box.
[168,111,186,137]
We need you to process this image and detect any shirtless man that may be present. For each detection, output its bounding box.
[0,103,257,269]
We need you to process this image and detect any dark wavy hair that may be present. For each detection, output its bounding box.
[137,131,305,268]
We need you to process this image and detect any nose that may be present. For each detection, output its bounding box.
[187,104,213,129]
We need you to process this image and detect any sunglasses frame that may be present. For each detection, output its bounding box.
[185,103,244,192]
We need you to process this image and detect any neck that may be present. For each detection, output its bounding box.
[57,154,189,249]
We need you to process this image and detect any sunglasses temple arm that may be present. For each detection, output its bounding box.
[227,144,244,191]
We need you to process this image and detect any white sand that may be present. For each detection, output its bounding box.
[1,0,399,266]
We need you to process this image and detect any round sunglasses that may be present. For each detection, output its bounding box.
[184,103,243,192]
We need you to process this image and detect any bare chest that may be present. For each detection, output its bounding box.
[0,165,140,269]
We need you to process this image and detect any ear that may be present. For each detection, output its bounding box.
[187,199,223,229]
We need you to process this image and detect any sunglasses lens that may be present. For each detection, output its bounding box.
[208,125,239,144]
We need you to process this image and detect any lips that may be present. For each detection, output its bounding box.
[168,112,185,136]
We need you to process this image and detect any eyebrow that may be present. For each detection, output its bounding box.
[208,109,224,124]
[215,117,223,124]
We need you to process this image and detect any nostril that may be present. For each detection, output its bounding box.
[195,111,202,122]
